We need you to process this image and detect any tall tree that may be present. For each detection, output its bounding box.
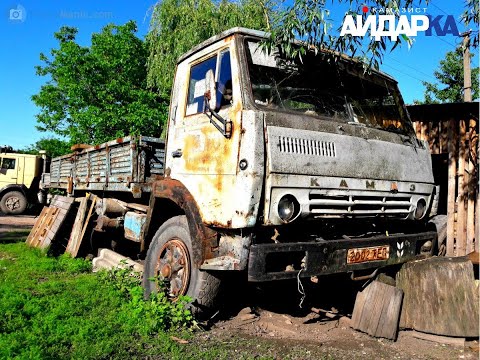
[147,0,273,97]
[415,48,479,104]
[32,21,167,145]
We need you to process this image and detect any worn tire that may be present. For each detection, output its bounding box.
[143,215,221,318]
[0,191,27,215]
[428,215,447,256]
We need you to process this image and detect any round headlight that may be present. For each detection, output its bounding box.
[415,198,427,219]
[278,195,299,223]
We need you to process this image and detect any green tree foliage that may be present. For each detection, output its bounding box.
[415,48,479,104]
[21,137,72,158]
[462,0,479,47]
[147,0,273,97]
[32,21,167,145]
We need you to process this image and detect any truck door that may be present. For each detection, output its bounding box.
[16,156,25,185]
[0,156,19,187]
[167,41,242,227]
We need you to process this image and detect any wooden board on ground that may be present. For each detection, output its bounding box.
[351,280,403,340]
[65,196,89,257]
[26,206,55,247]
[25,195,75,249]
[79,195,97,248]
[396,256,479,337]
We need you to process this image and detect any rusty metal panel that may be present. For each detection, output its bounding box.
[49,154,74,186]
[109,145,132,175]
[168,37,256,229]
[266,124,434,183]
[75,154,88,179]
[88,150,107,182]
[124,211,147,242]
[139,137,166,177]
[149,147,166,176]
[47,136,165,194]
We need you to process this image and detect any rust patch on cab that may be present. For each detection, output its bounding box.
[150,178,218,267]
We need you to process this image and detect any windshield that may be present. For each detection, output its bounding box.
[245,40,414,135]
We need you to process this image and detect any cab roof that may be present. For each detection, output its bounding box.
[177,27,265,63]
[177,27,396,83]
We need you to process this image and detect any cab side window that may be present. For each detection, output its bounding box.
[1,158,16,170]
[186,56,217,116]
[217,50,233,108]
[185,49,233,116]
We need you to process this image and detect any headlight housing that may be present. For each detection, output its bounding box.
[278,195,300,223]
[415,198,427,219]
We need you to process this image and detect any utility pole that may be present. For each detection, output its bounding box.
[462,31,480,251]
[462,32,472,102]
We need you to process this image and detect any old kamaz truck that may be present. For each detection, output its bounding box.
[41,28,442,315]
[0,147,46,214]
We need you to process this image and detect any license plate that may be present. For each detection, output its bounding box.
[347,246,390,264]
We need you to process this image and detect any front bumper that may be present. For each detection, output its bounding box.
[248,231,436,282]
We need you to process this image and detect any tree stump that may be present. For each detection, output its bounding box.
[396,256,479,337]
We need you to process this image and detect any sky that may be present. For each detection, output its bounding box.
[0,0,476,149]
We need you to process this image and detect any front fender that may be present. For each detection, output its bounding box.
[0,184,27,198]
[146,178,217,267]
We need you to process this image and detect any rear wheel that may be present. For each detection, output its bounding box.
[0,191,27,215]
[143,215,221,317]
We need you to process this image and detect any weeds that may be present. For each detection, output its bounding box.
[0,240,194,359]
[97,263,195,334]
[0,233,330,359]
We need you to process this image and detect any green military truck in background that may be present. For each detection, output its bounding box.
[0,146,47,214]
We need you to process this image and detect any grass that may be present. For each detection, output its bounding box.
[0,232,331,360]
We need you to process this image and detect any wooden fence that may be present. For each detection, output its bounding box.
[408,103,479,256]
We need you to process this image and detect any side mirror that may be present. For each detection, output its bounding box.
[203,68,232,139]
[204,69,217,110]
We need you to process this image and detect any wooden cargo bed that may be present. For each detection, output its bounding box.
[43,136,165,197]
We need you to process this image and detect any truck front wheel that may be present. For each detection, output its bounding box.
[0,191,27,215]
[143,215,221,317]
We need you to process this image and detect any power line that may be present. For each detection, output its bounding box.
[425,1,462,48]
[386,56,437,82]
[382,63,426,83]
[433,35,457,48]
[428,2,449,16]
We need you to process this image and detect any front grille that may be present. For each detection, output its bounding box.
[309,192,412,217]
[278,136,336,157]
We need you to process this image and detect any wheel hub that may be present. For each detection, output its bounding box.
[156,238,190,298]
[160,264,172,278]
[5,196,21,211]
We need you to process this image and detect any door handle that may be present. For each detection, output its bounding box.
[172,149,183,158]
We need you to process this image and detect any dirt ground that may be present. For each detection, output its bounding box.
[199,271,479,360]
[1,214,478,359]
[0,213,37,234]
[207,306,478,360]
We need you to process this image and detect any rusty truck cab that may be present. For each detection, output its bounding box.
[147,28,437,313]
